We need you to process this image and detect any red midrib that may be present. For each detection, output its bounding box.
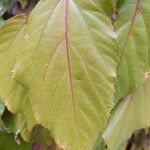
[118,0,140,70]
[64,0,78,125]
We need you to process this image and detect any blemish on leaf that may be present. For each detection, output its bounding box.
[77,76,81,81]
[145,72,150,79]
[24,34,30,41]
[11,70,16,79]
[55,144,65,150]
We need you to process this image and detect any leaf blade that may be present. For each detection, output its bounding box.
[0,0,119,149]
[103,78,150,150]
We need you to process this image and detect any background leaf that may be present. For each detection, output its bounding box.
[103,78,150,150]
[19,0,28,9]
[0,100,9,132]
[114,0,150,102]
[0,132,31,150]
[0,0,10,17]
[0,14,36,141]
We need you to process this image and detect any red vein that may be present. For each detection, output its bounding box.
[117,0,140,70]
[64,0,79,135]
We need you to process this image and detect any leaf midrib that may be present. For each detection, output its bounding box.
[64,0,81,148]
[117,0,140,71]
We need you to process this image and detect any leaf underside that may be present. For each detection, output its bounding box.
[1,0,150,149]
[0,0,118,149]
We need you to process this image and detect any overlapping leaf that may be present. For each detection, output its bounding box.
[0,14,36,141]
[3,0,150,149]
[101,0,150,149]
[0,0,119,149]
[102,78,150,150]
[0,0,10,17]
[0,132,31,150]
[19,0,28,9]
[0,100,8,132]
[0,101,30,149]
[94,0,118,17]
[114,0,150,102]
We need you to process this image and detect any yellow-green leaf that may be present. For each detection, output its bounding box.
[114,0,150,102]
[0,14,36,141]
[0,0,119,149]
[103,78,150,150]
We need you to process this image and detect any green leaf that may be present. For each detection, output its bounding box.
[19,0,28,9]
[2,109,18,134]
[0,18,4,26]
[102,78,150,150]
[114,0,126,9]
[114,0,150,102]
[0,100,9,132]
[0,0,118,149]
[94,0,117,16]
[0,14,36,141]
[0,132,31,150]
[0,0,10,17]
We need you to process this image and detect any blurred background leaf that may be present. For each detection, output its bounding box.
[2,108,18,134]
[0,100,9,132]
[0,0,10,17]
[0,132,31,150]
[19,0,28,9]
[0,0,10,25]
[0,0,39,21]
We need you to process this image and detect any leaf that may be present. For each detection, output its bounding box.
[0,14,36,141]
[0,100,9,132]
[0,18,4,26]
[94,0,117,16]
[0,0,119,149]
[93,138,107,150]
[30,125,59,150]
[114,0,150,102]
[102,78,150,150]
[116,0,126,9]
[2,108,18,134]
[0,131,31,150]
[0,0,10,17]
[31,125,54,145]
[19,0,28,9]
